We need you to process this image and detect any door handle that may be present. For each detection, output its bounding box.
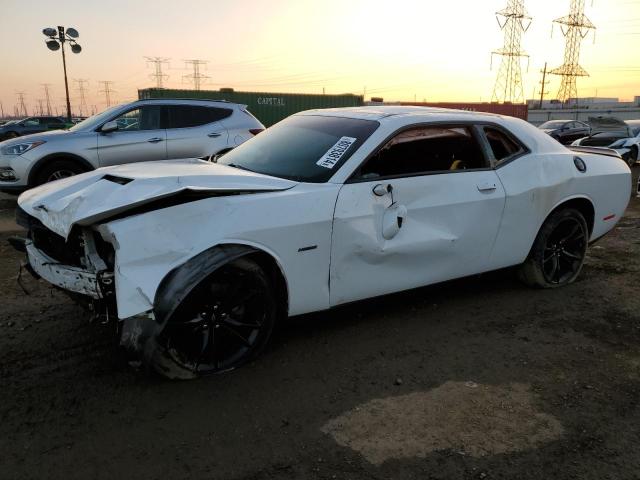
[147,137,163,143]
[477,182,497,192]
[208,132,223,138]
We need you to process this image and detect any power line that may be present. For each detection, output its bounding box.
[550,0,596,103]
[183,59,209,91]
[490,0,531,104]
[74,78,89,117]
[145,56,170,88]
[98,80,116,107]
[41,84,53,116]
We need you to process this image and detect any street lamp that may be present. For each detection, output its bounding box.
[42,26,82,123]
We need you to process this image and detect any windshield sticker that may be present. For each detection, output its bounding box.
[317,136,358,169]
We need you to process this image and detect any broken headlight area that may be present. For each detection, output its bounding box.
[12,206,117,318]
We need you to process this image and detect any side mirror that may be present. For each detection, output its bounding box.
[100,121,119,133]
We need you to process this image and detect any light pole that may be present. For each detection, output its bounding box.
[42,26,82,123]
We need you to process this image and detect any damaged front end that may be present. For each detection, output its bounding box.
[14,205,117,317]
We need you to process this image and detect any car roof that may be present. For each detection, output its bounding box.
[296,105,521,124]
[135,98,243,108]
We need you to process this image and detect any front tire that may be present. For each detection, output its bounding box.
[34,159,87,186]
[519,208,588,288]
[150,257,276,379]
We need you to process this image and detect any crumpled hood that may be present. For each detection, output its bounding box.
[18,158,297,238]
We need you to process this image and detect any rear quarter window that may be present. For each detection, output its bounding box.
[166,105,233,129]
[483,126,526,164]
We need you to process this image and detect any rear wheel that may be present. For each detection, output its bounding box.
[519,208,588,288]
[151,258,276,378]
[34,159,87,186]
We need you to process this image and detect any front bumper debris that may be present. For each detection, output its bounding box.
[25,240,113,298]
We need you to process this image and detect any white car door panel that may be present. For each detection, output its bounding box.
[330,171,506,306]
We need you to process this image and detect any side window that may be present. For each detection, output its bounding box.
[24,118,40,126]
[113,106,161,131]
[358,126,487,180]
[483,127,524,164]
[166,106,233,129]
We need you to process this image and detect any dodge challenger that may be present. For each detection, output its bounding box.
[11,107,632,379]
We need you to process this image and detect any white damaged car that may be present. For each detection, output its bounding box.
[13,107,631,379]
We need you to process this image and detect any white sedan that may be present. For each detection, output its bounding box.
[14,107,631,379]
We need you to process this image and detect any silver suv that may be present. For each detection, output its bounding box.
[0,99,265,193]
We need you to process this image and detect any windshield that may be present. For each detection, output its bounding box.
[539,121,567,129]
[68,105,123,132]
[217,115,379,182]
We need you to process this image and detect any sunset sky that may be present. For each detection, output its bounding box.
[1,0,639,117]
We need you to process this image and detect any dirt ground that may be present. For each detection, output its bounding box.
[2,176,640,480]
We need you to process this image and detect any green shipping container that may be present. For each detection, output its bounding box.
[138,88,364,127]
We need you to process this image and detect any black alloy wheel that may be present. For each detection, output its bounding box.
[540,216,587,285]
[160,258,276,376]
[519,208,588,288]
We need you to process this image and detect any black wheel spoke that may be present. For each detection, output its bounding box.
[559,224,579,244]
[196,321,218,371]
[226,289,259,311]
[223,315,262,329]
[548,255,559,282]
[561,248,582,260]
[220,324,252,348]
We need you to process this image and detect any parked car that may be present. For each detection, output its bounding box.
[572,117,640,166]
[538,120,591,144]
[13,106,630,379]
[0,99,264,193]
[0,116,69,141]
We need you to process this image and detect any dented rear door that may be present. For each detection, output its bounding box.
[329,171,506,306]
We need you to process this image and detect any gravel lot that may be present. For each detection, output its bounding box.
[1,175,640,480]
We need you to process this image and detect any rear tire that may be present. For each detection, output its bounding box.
[149,257,277,379]
[33,159,88,186]
[519,208,588,288]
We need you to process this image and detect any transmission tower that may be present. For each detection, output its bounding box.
[40,84,53,115]
[98,81,116,107]
[16,92,28,116]
[490,0,531,104]
[183,59,209,91]
[550,0,596,104]
[74,79,89,116]
[145,56,170,88]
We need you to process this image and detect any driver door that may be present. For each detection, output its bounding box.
[97,105,167,166]
[329,125,506,306]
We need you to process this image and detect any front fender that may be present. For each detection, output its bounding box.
[153,244,257,325]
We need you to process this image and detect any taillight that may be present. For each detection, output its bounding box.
[249,129,264,136]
